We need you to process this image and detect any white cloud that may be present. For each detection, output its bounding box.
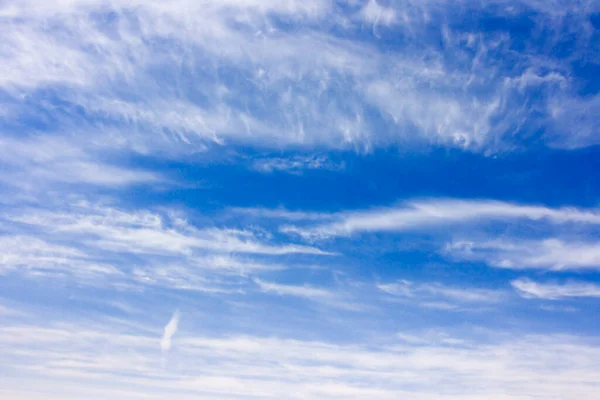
[0,135,160,188]
[131,266,241,294]
[362,78,502,148]
[251,155,344,174]
[160,310,180,352]
[0,304,25,317]
[1,0,596,154]
[0,230,285,292]
[281,198,600,239]
[377,279,504,303]
[359,0,397,27]
[228,206,334,222]
[0,235,122,281]
[253,278,366,311]
[191,255,286,274]
[0,0,373,151]
[130,254,279,293]
[3,319,600,399]
[0,200,330,291]
[547,93,600,149]
[254,278,335,300]
[447,238,600,270]
[512,278,600,300]
[7,203,331,256]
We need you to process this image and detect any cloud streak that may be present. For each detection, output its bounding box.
[446,238,600,271]
[254,278,335,300]
[281,198,600,239]
[0,135,160,188]
[7,203,330,257]
[377,279,505,304]
[512,279,600,300]
[160,310,180,352]
[0,235,122,281]
[0,200,330,292]
[251,155,344,174]
[3,319,600,400]
[1,0,598,154]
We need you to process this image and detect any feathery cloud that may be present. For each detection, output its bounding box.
[447,238,600,271]
[3,319,600,399]
[251,155,344,174]
[7,203,330,256]
[512,279,600,300]
[377,279,505,303]
[1,0,598,153]
[281,198,600,239]
[254,278,335,300]
[0,235,122,281]
[160,310,180,352]
[0,135,160,188]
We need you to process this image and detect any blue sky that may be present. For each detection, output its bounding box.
[1,0,600,399]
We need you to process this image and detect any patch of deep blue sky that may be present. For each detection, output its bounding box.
[1,1,600,338]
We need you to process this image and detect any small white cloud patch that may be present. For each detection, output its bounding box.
[160,310,180,352]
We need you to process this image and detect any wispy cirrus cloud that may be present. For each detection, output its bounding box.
[547,92,600,149]
[377,279,505,304]
[0,232,288,293]
[254,278,335,300]
[251,155,344,174]
[253,277,367,311]
[6,203,330,257]
[1,0,598,154]
[0,303,25,317]
[1,2,600,397]
[3,317,600,400]
[0,135,160,188]
[280,198,600,239]
[0,199,331,293]
[359,0,397,30]
[0,235,122,282]
[160,310,180,352]
[446,238,600,271]
[512,278,600,300]
[228,206,334,222]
